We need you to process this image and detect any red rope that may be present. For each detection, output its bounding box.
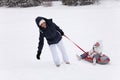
[64,35,86,53]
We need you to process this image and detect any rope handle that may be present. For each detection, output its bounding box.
[64,35,86,53]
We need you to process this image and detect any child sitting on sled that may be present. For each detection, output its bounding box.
[77,41,103,65]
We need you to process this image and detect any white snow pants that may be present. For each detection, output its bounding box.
[49,39,69,65]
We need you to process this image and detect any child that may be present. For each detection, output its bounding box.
[77,41,103,65]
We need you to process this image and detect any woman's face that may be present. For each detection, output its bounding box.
[41,22,47,28]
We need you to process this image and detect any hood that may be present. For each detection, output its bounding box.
[35,16,52,29]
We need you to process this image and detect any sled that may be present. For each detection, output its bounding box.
[64,35,110,65]
[84,54,110,64]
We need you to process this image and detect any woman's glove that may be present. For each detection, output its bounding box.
[61,31,64,36]
[36,51,41,60]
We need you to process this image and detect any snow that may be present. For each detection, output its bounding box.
[0,1,120,80]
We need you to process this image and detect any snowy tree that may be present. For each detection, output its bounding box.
[62,0,78,6]
[62,0,100,6]
[0,0,43,7]
[42,0,52,7]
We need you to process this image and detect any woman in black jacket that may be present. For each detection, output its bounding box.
[35,17,70,67]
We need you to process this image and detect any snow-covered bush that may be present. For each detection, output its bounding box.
[62,0,79,6]
[41,0,52,7]
[0,0,43,7]
[62,0,100,6]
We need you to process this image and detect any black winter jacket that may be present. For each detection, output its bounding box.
[35,17,64,55]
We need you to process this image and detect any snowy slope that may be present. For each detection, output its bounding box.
[0,1,120,80]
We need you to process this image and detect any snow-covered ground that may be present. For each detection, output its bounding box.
[0,1,120,80]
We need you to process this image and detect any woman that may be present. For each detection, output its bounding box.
[35,16,70,67]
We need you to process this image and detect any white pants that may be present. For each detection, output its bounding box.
[49,39,69,65]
